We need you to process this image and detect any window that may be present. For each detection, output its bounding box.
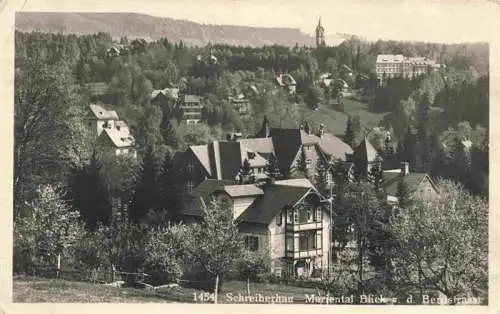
[276,212,283,226]
[186,181,194,193]
[293,209,299,223]
[245,236,259,252]
[187,163,195,173]
[315,207,322,222]
[299,231,317,251]
[306,158,312,169]
[287,208,293,224]
[306,207,313,222]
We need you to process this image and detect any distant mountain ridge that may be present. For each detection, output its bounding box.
[16,12,323,47]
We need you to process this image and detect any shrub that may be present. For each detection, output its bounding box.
[143,224,186,285]
[237,250,272,283]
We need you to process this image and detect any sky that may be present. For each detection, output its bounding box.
[4,0,498,43]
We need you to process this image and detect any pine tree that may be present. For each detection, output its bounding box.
[345,116,355,147]
[129,145,161,224]
[68,152,112,230]
[265,153,281,179]
[157,150,183,223]
[314,156,330,194]
[368,156,384,194]
[396,180,411,208]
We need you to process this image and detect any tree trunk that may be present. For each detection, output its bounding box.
[214,274,219,304]
[247,277,250,302]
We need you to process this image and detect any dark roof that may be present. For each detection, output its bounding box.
[181,179,236,217]
[353,137,379,163]
[237,184,313,224]
[383,172,428,196]
[219,141,244,180]
[270,128,302,173]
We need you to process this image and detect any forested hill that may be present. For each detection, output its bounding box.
[15,12,316,47]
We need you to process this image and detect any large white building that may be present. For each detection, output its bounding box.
[375,54,443,81]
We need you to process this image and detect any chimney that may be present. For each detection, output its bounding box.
[400,162,409,176]
[318,123,325,138]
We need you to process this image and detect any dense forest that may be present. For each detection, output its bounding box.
[13,31,489,302]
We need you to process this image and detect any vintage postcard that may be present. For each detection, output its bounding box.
[0,0,498,313]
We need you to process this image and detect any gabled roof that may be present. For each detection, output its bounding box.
[354,137,379,163]
[187,140,269,181]
[237,184,320,225]
[152,88,179,100]
[239,138,274,155]
[223,185,264,198]
[190,145,212,176]
[101,127,135,148]
[317,133,353,160]
[182,179,237,217]
[270,128,303,173]
[89,104,119,121]
[382,172,430,196]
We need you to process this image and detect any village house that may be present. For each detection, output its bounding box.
[88,104,119,136]
[275,74,297,95]
[106,44,128,58]
[175,117,354,194]
[228,95,251,116]
[350,136,439,206]
[179,94,204,124]
[88,104,136,158]
[382,162,439,206]
[182,178,333,279]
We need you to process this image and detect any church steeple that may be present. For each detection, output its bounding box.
[315,16,326,47]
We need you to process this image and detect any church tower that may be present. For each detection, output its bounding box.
[315,17,326,47]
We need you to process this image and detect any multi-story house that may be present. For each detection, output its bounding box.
[88,104,119,136]
[151,87,179,106]
[228,95,251,116]
[179,94,204,124]
[375,54,443,82]
[88,104,136,158]
[174,139,269,193]
[182,178,333,279]
[175,117,354,194]
[97,121,137,158]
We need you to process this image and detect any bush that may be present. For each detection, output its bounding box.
[237,250,271,283]
[143,224,186,285]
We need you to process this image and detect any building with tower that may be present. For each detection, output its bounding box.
[315,17,326,47]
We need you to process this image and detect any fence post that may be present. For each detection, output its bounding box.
[57,254,61,278]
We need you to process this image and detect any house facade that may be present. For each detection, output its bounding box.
[375,54,443,82]
[383,161,439,205]
[89,104,136,158]
[182,178,333,279]
[179,94,204,124]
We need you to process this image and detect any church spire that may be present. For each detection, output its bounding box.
[315,16,325,47]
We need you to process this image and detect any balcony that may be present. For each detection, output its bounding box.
[285,248,323,259]
[285,221,322,232]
